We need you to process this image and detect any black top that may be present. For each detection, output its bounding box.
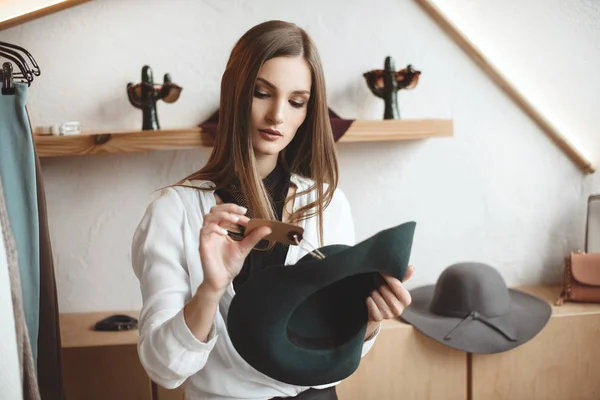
[214,164,292,291]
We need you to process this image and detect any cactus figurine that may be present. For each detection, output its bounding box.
[127,65,183,130]
[363,56,421,119]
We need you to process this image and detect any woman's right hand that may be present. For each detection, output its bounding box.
[198,203,272,296]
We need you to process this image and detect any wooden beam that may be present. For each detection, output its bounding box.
[415,0,595,174]
[0,0,91,31]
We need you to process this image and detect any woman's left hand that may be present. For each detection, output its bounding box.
[366,265,415,322]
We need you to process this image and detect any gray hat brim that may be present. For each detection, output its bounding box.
[400,285,552,354]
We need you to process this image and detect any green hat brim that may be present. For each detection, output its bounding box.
[227,221,416,386]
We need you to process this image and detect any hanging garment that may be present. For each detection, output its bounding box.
[26,107,65,400]
[0,174,41,400]
[0,191,23,400]
[0,82,40,360]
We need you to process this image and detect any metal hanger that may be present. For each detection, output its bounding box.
[0,50,33,83]
[0,45,34,80]
[0,41,40,76]
[0,41,40,95]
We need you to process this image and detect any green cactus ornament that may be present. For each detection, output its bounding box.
[363,56,421,120]
[127,65,183,130]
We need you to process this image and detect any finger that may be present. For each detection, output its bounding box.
[371,288,394,320]
[237,226,272,255]
[200,223,229,238]
[209,203,247,216]
[204,211,243,230]
[366,296,384,322]
[381,274,412,307]
[236,215,251,226]
[378,283,406,317]
[224,216,251,237]
[403,265,415,282]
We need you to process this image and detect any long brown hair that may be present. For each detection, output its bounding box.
[181,20,339,246]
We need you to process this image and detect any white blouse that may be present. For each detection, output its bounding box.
[131,174,380,400]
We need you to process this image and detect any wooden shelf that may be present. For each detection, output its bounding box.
[60,311,139,348]
[34,119,453,158]
[0,0,91,31]
[58,310,408,350]
[58,285,595,350]
[515,284,600,317]
[35,127,206,158]
[334,119,452,143]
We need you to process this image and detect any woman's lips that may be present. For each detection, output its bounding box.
[258,129,283,141]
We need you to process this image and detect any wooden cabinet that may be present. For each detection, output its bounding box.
[62,345,152,400]
[337,320,466,400]
[59,286,600,400]
[60,313,466,400]
[60,311,152,400]
[470,286,600,400]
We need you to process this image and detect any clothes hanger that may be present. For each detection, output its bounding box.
[0,50,33,83]
[0,41,40,77]
[1,62,17,95]
[0,45,34,80]
[0,49,32,83]
[0,42,40,95]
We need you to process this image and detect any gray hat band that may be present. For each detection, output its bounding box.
[443,311,517,342]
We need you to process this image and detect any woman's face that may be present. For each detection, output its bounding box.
[250,56,312,160]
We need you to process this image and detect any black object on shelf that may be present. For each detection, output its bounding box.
[93,314,138,332]
[363,56,421,120]
[127,65,183,130]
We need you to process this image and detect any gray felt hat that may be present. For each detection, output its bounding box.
[401,262,552,354]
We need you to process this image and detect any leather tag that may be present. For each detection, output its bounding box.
[245,219,304,246]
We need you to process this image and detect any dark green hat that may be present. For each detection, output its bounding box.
[227,221,416,386]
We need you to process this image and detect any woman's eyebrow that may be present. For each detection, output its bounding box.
[256,77,310,95]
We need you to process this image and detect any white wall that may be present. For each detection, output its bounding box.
[0,0,597,313]
[433,0,600,191]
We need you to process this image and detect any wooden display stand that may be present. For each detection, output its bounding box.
[59,286,600,399]
[336,320,466,400]
[470,285,600,400]
[60,311,151,400]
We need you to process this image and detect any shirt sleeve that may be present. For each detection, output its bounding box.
[360,322,382,357]
[131,187,217,389]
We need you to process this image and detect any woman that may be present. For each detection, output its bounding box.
[132,20,414,400]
